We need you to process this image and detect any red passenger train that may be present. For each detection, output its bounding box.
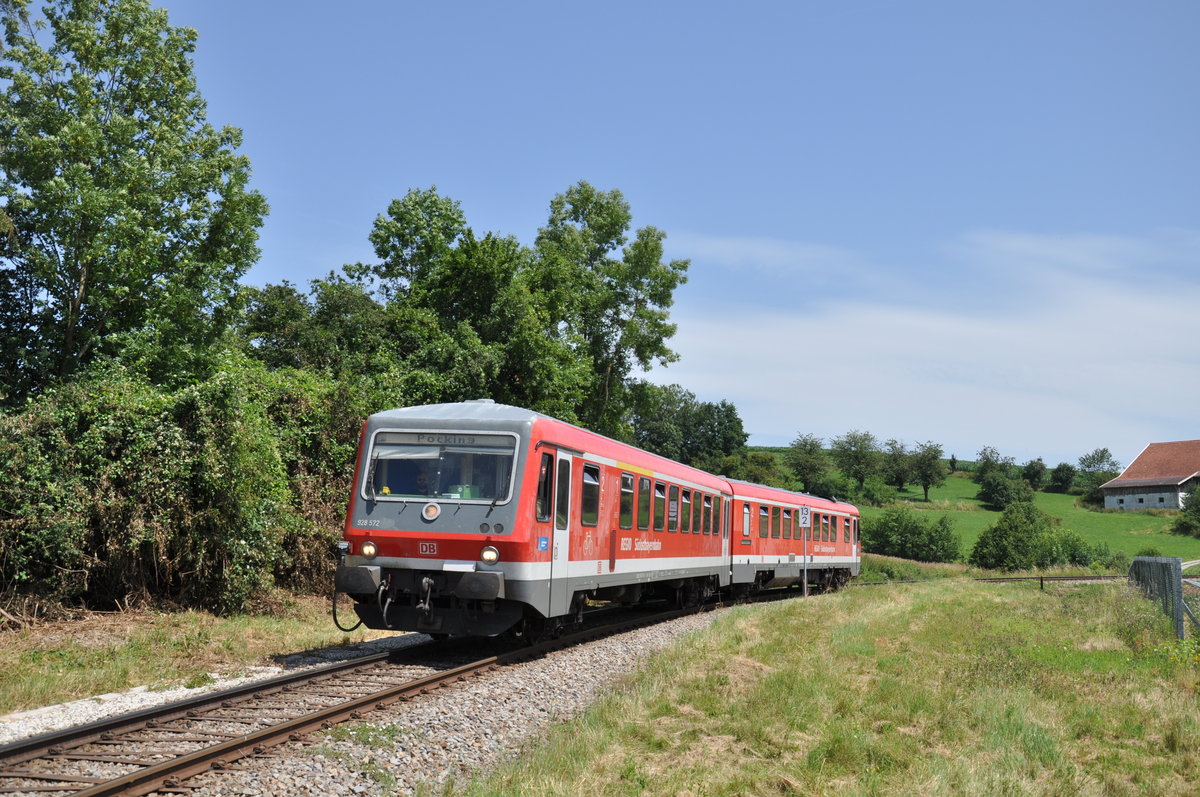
[335,401,860,638]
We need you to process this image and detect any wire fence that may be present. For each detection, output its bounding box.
[1128,556,1200,639]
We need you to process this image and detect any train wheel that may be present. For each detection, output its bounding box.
[676,579,702,610]
[507,610,549,645]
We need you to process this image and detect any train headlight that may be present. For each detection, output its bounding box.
[480,545,500,564]
[360,540,378,559]
[422,502,442,521]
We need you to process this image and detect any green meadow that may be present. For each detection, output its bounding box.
[861,474,1200,562]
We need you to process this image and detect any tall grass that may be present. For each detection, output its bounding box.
[459,581,1200,796]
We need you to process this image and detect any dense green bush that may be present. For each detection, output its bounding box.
[976,471,1035,510]
[1171,483,1200,538]
[862,506,960,563]
[0,356,406,613]
[969,501,1123,571]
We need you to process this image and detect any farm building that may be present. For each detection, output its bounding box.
[1100,440,1200,511]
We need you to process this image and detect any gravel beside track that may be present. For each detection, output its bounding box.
[1,609,724,796]
[177,610,723,796]
[0,633,432,747]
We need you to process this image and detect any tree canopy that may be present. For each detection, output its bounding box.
[830,430,880,490]
[0,0,267,399]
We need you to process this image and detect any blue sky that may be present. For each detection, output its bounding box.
[161,0,1199,469]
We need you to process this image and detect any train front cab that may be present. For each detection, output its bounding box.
[336,405,551,637]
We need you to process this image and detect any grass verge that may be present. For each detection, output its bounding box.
[459,580,1200,796]
[0,593,393,715]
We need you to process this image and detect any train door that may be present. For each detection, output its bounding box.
[550,451,573,616]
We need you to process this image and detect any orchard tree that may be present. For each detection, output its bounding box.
[974,446,1015,484]
[0,0,267,398]
[1049,462,1077,493]
[785,433,827,493]
[910,440,947,501]
[1021,458,1047,490]
[882,438,912,491]
[533,181,689,436]
[831,430,880,490]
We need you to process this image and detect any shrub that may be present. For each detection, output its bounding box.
[976,471,1035,510]
[1048,462,1076,493]
[1171,483,1200,538]
[862,506,960,563]
[0,354,409,613]
[969,502,1052,571]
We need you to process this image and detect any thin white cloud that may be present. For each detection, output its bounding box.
[654,227,1200,467]
[668,231,866,276]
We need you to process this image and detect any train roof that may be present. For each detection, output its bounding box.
[367,402,858,510]
[725,477,858,512]
[370,400,548,425]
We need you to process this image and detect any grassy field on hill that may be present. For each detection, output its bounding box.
[862,473,1200,561]
[460,580,1200,796]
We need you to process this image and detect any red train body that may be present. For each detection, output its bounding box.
[335,401,860,637]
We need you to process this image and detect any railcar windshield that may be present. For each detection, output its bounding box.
[364,431,517,503]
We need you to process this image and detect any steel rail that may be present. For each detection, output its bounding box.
[0,646,412,770]
[0,604,702,797]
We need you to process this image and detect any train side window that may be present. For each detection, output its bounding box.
[758,505,769,538]
[668,486,679,532]
[681,490,692,533]
[581,464,600,527]
[654,482,667,531]
[693,493,703,533]
[783,508,792,540]
[555,459,571,530]
[853,518,860,543]
[703,495,713,534]
[714,497,722,537]
[843,516,850,542]
[535,453,554,522]
[638,477,651,530]
[771,506,781,538]
[742,504,751,537]
[619,473,634,530]
[822,514,830,541]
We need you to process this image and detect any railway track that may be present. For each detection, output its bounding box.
[0,604,703,797]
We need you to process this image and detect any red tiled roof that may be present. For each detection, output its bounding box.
[1101,440,1200,489]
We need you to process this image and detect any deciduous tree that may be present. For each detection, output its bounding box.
[1049,462,1076,493]
[882,438,912,491]
[0,0,267,398]
[910,440,947,501]
[533,181,689,436]
[785,433,828,493]
[830,430,880,490]
[1021,458,1047,490]
[973,445,1015,484]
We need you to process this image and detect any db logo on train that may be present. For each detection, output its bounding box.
[419,542,438,556]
